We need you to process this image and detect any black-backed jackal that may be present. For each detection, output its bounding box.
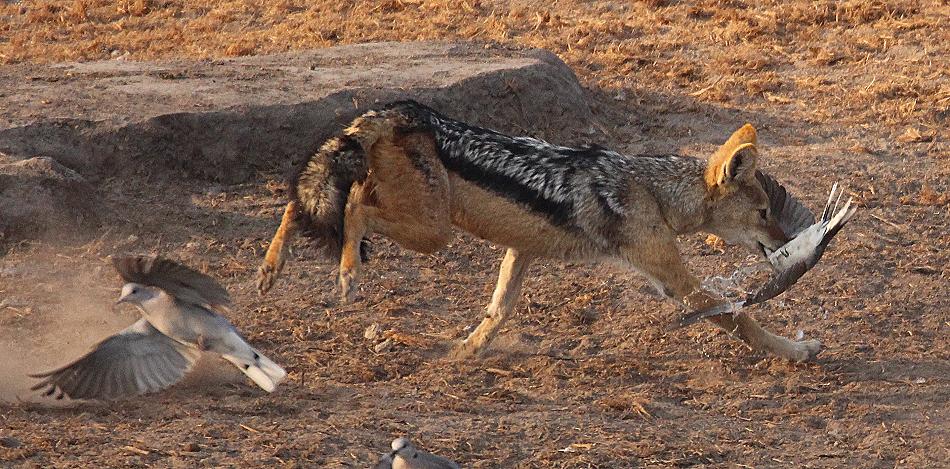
[258,100,822,362]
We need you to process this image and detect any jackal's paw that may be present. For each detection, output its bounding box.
[338,271,357,304]
[787,339,823,362]
[257,262,279,296]
[449,339,482,360]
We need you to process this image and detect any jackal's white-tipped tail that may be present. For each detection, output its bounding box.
[221,345,287,393]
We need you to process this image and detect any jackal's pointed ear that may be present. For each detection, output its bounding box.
[705,124,759,190]
[705,143,759,190]
[719,124,757,152]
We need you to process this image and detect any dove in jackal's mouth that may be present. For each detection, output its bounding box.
[677,180,858,328]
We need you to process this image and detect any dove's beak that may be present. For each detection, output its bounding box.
[115,295,130,305]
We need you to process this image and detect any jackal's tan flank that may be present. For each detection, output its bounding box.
[258,100,821,362]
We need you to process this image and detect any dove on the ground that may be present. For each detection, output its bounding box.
[677,177,857,327]
[30,255,287,400]
[373,437,460,469]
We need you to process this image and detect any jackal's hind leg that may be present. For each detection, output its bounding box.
[338,187,371,304]
[452,249,533,358]
[258,201,299,295]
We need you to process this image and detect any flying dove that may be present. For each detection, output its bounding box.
[30,255,287,400]
[677,174,857,327]
[373,437,460,469]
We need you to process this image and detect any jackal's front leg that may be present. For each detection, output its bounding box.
[680,288,822,362]
[452,248,533,358]
[628,238,822,362]
[258,201,299,295]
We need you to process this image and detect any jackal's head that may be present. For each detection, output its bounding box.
[701,124,789,258]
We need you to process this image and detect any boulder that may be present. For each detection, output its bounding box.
[0,154,99,242]
[0,42,592,183]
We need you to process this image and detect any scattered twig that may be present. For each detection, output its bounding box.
[239,423,260,433]
[484,367,512,377]
[122,445,150,456]
[870,213,905,230]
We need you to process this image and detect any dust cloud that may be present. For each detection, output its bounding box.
[0,249,135,403]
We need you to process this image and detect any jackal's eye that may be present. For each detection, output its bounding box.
[758,209,769,220]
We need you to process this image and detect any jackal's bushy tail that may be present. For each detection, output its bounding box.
[258,110,403,295]
[292,133,369,259]
[295,109,422,258]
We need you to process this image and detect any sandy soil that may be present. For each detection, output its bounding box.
[1,1,948,468]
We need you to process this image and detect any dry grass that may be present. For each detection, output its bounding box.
[1,0,947,133]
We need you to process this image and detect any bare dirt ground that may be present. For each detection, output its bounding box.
[1,1,948,467]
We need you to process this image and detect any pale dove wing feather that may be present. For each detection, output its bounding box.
[30,318,200,400]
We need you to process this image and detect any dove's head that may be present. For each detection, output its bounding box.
[117,283,158,306]
[391,437,414,457]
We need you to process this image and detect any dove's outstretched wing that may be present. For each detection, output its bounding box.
[30,319,200,400]
[113,255,231,310]
[755,171,815,239]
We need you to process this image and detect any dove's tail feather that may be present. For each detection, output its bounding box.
[829,197,857,228]
[222,350,287,393]
[821,197,857,246]
[251,348,288,383]
[820,182,840,221]
[219,333,287,392]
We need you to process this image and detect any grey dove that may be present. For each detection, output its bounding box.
[677,176,857,327]
[373,437,460,469]
[30,255,287,400]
